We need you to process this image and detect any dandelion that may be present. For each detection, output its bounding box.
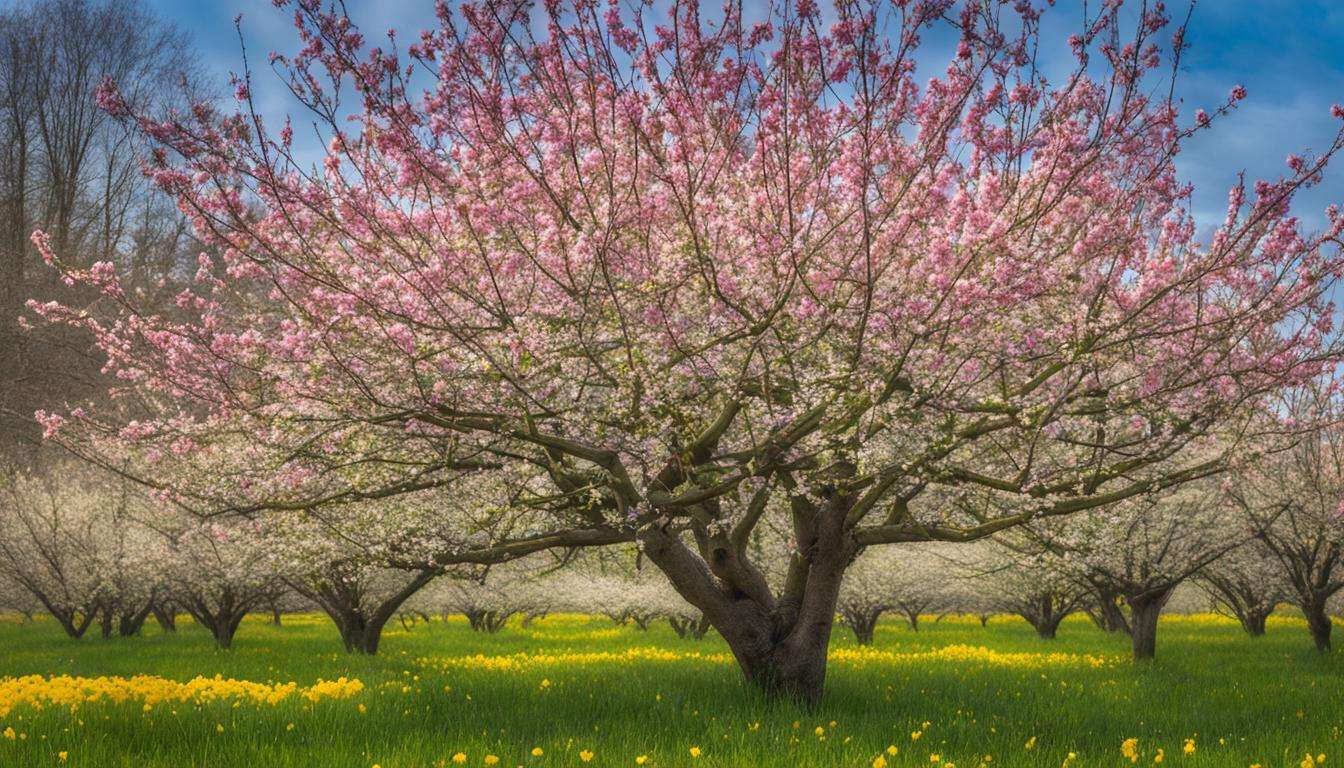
[1025,736,1037,750]
[484,756,499,766]
[1184,739,1195,755]
[912,731,923,741]
[689,747,701,758]
[531,748,543,757]
[1154,748,1165,764]
[580,751,594,763]
[930,753,940,762]
[873,757,888,768]
[215,724,224,734]
[1122,738,1140,763]
[58,752,67,762]
[815,726,825,736]
[635,755,648,765]
[2,728,12,740]
[887,745,899,756]
[451,754,466,765]
[286,723,295,732]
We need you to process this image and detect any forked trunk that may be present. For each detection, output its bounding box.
[336,616,384,654]
[151,603,176,632]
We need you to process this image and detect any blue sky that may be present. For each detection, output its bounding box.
[144,0,1344,231]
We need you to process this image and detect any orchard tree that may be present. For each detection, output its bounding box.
[0,458,154,638]
[1194,539,1285,637]
[162,519,283,649]
[837,543,959,643]
[33,0,1344,703]
[1230,388,1344,652]
[1029,482,1249,659]
[963,541,1088,639]
[265,495,458,654]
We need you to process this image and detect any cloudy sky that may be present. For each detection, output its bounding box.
[142,0,1344,231]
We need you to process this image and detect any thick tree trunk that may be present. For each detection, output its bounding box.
[1032,617,1061,639]
[335,615,384,654]
[118,604,152,637]
[1240,610,1269,638]
[1127,587,1175,661]
[1305,601,1333,652]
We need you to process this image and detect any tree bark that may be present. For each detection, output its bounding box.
[1127,586,1175,661]
[1240,610,1269,638]
[150,602,176,632]
[1305,601,1333,652]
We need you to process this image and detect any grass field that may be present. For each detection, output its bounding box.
[0,613,1341,767]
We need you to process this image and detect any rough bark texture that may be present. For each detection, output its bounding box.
[1305,601,1333,652]
[1127,586,1175,661]
[638,481,855,708]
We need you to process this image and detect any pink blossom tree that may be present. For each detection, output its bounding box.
[30,0,1344,703]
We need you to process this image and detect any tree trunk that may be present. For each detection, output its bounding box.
[118,604,152,636]
[1241,610,1269,638]
[151,603,176,633]
[335,615,384,654]
[1305,601,1333,652]
[1033,617,1061,639]
[270,603,282,626]
[99,605,113,639]
[1127,586,1174,661]
[839,607,881,646]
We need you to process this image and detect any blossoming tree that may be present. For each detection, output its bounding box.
[1229,387,1344,652]
[31,0,1344,702]
[1193,538,1286,637]
[1027,482,1250,659]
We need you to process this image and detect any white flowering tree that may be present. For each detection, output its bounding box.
[162,519,283,649]
[1028,483,1249,659]
[263,493,464,654]
[1229,389,1344,651]
[0,459,160,638]
[836,544,962,643]
[1193,539,1286,637]
[959,541,1088,639]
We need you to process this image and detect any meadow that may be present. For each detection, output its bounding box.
[0,613,1341,768]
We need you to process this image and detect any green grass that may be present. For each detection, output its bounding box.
[0,612,1341,767]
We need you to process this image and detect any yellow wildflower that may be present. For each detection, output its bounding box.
[1155,748,1165,764]
[58,752,67,762]
[1122,738,1140,763]
[451,754,467,765]
[689,747,701,758]
[580,751,594,763]
[484,756,499,766]
[1025,736,1037,750]
[531,748,543,757]
[635,756,648,765]
[887,745,899,756]
[873,757,887,768]
[1184,739,1196,755]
